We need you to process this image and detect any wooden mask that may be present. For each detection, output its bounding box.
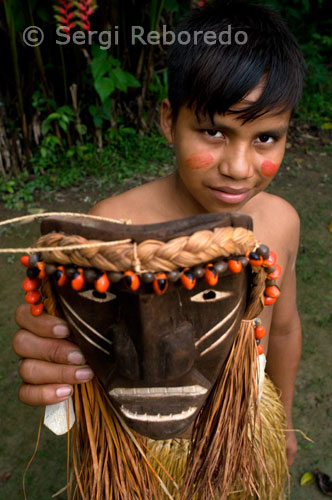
[39,212,254,440]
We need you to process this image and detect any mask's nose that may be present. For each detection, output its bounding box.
[113,293,196,383]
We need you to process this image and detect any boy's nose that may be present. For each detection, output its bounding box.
[217,143,254,180]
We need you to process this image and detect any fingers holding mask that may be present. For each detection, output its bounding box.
[17,360,94,406]
[15,303,70,339]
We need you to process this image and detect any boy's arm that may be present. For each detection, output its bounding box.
[265,210,302,466]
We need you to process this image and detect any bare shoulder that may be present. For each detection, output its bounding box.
[247,192,300,257]
[260,192,300,228]
[89,175,175,224]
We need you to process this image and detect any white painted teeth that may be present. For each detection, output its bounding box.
[109,385,208,398]
[120,405,197,422]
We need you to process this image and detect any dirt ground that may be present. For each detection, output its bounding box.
[0,128,331,499]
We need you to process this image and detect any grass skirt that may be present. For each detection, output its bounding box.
[147,376,289,500]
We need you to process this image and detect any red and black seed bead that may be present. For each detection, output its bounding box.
[30,302,44,317]
[22,277,39,292]
[265,284,281,299]
[36,261,46,279]
[181,268,196,290]
[152,272,168,295]
[263,250,277,267]
[123,271,140,291]
[20,255,30,268]
[248,251,263,266]
[228,258,242,274]
[25,290,41,304]
[95,272,110,293]
[257,344,264,355]
[71,268,85,291]
[55,266,67,286]
[204,263,218,286]
[255,325,266,340]
[264,296,276,306]
[267,264,282,280]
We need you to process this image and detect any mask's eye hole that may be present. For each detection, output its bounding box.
[190,290,232,303]
[79,289,117,303]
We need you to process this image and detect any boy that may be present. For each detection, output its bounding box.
[13,0,304,470]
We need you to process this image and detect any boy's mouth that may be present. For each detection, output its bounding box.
[208,186,250,204]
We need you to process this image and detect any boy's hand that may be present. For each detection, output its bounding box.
[286,429,298,466]
[13,303,94,406]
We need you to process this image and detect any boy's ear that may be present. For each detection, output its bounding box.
[160,98,174,145]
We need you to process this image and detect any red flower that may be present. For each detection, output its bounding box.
[53,0,97,33]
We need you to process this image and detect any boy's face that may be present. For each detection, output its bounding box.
[161,86,291,213]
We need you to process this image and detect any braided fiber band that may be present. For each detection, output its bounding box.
[36,226,257,273]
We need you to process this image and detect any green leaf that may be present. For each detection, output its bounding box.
[94,77,115,102]
[112,68,141,92]
[322,122,332,130]
[91,56,108,81]
[300,472,316,486]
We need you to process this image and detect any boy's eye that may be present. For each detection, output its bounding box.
[257,134,274,144]
[204,129,223,138]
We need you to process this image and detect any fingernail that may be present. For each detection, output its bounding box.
[75,368,94,381]
[53,324,70,338]
[67,351,86,365]
[56,386,73,398]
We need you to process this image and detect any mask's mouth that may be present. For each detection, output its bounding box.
[108,383,209,438]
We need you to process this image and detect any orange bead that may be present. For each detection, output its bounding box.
[255,325,266,340]
[95,272,110,293]
[228,259,242,273]
[181,268,196,289]
[265,285,281,298]
[152,272,168,295]
[71,268,85,291]
[36,261,46,279]
[257,344,264,355]
[20,255,30,267]
[248,254,263,266]
[55,266,67,286]
[204,264,218,286]
[264,296,276,306]
[22,277,39,291]
[263,250,277,267]
[31,303,44,316]
[25,290,41,304]
[123,271,140,291]
[267,263,282,280]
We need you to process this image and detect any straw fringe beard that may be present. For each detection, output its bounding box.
[42,266,288,500]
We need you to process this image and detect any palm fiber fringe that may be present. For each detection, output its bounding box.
[41,265,288,500]
[147,377,288,500]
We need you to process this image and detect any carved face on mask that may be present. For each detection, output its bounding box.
[41,213,254,440]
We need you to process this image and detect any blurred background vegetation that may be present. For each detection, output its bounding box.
[0,0,331,208]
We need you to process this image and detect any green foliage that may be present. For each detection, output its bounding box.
[41,105,76,134]
[90,45,140,103]
[0,128,173,209]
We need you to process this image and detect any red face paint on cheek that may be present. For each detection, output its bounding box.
[184,152,215,170]
[261,160,280,177]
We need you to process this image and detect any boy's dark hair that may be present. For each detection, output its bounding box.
[167,0,306,123]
